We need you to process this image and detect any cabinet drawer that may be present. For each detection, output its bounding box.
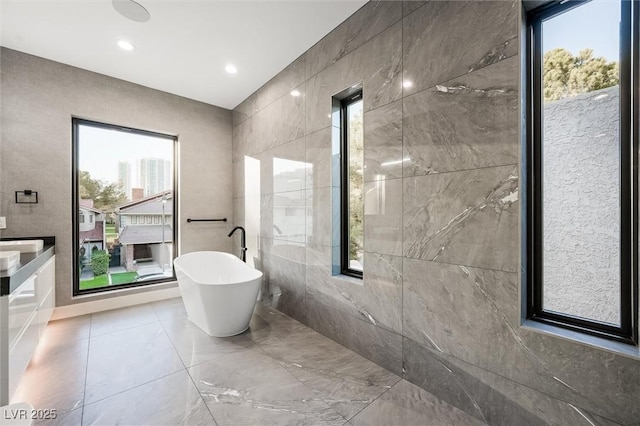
[8,276,37,348]
[9,309,39,398]
[35,257,55,306]
[37,288,55,337]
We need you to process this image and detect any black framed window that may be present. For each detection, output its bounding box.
[526,0,638,344]
[341,91,364,278]
[72,118,178,295]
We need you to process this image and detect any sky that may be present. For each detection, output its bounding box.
[78,124,173,184]
[543,0,621,62]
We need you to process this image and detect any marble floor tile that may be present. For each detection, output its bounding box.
[90,304,158,337]
[12,338,89,414]
[189,347,346,426]
[248,302,310,344]
[160,314,255,367]
[150,297,188,320]
[40,315,91,347]
[82,370,215,426]
[258,322,400,420]
[36,407,83,426]
[350,380,486,426]
[84,323,184,404]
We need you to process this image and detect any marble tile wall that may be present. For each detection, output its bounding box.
[232,1,639,424]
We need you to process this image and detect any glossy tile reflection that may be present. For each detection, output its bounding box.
[14,298,496,425]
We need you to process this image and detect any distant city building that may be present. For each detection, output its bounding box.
[137,158,171,197]
[117,161,132,200]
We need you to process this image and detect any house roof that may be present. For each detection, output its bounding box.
[118,225,173,245]
[120,202,174,215]
[117,191,173,215]
[80,221,104,242]
[80,205,104,215]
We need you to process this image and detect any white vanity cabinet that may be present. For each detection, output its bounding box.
[0,255,55,404]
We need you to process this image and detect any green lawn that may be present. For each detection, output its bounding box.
[79,272,138,290]
[105,224,118,244]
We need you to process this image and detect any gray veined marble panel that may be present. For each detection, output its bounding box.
[260,190,306,243]
[403,165,519,272]
[364,177,402,256]
[305,245,403,334]
[350,380,485,426]
[402,0,428,17]
[234,83,305,161]
[363,100,403,182]
[233,92,258,126]
[306,21,402,133]
[403,337,624,426]
[306,127,332,189]
[403,0,518,95]
[259,82,306,152]
[403,57,519,177]
[306,186,336,247]
[233,116,253,162]
[84,323,184,404]
[261,238,307,324]
[402,259,533,376]
[306,295,403,376]
[519,329,640,425]
[189,347,345,426]
[82,370,215,425]
[255,54,306,112]
[257,316,399,420]
[258,136,307,195]
[305,1,402,78]
[401,258,633,424]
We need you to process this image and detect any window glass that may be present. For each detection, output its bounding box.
[540,0,622,325]
[75,120,175,293]
[347,98,364,272]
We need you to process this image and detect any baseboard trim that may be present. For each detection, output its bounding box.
[51,287,181,320]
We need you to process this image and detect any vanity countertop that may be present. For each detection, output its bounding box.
[0,237,55,296]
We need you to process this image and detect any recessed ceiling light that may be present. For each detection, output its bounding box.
[117,40,135,51]
[225,64,238,74]
[290,90,301,97]
[402,80,413,88]
[112,0,150,23]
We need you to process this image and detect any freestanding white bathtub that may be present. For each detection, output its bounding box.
[174,251,263,337]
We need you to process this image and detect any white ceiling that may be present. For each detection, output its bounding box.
[0,0,367,110]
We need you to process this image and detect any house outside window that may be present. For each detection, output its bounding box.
[526,0,638,344]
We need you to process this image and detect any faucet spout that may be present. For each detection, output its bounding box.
[227,226,247,262]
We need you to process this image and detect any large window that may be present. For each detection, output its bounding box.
[73,119,177,295]
[341,91,364,277]
[526,0,638,343]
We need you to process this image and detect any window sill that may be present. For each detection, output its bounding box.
[521,319,640,361]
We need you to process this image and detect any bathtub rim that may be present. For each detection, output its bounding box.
[174,250,263,286]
